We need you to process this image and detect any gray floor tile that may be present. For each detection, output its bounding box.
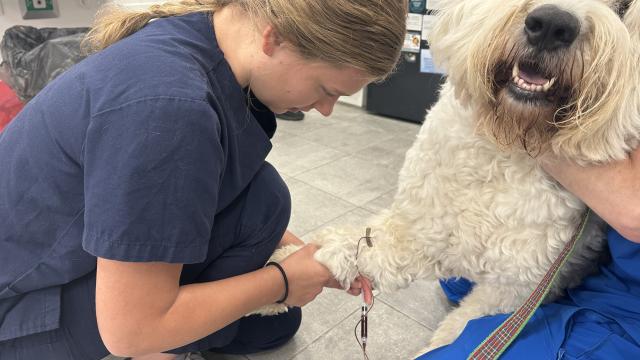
[247,288,363,360]
[361,189,396,214]
[269,128,296,148]
[267,135,348,177]
[332,103,371,119]
[378,280,452,331]
[296,122,397,154]
[352,135,415,175]
[275,111,334,137]
[284,177,357,237]
[291,300,433,360]
[348,112,422,137]
[294,156,398,206]
[301,207,375,243]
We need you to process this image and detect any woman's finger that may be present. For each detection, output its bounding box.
[360,277,373,305]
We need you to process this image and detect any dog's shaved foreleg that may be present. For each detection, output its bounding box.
[419,283,527,355]
[312,223,435,293]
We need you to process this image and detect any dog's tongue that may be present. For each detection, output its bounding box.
[519,68,549,85]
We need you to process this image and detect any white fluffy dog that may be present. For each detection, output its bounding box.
[259,0,640,354]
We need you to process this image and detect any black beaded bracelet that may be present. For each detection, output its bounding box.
[266,261,289,304]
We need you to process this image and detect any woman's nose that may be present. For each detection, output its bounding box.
[314,96,338,116]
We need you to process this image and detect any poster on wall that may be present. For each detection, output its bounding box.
[421,14,437,40]
[406,13,423,32]
[403,31,422,53]
[409,0,426,13]
[420,49,446,74]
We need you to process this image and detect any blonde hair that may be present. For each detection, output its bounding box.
[83,0,408,80]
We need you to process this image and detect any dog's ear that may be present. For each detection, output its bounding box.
[551,81,640,165]
[550,7,640,164]
[623,0,640,42]
[428,1,468,77]
[428,1,477,105]
[429,1,525,106]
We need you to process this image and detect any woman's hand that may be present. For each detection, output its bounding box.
[279,244,335,307]
[278,234,374,305]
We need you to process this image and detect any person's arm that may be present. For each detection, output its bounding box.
[279,230,305,247]
[540,147,640,242]
[96,244,331,357]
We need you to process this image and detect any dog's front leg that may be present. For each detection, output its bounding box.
[417,283,523,356]
[311,221,434,294]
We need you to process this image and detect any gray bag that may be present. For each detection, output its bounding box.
[0,26,89,101]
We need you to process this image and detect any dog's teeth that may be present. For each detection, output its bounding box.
[542,77,557,91]
[512,71,556,93]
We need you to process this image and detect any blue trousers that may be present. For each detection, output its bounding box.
[418,229,640,359]
[0,163,300,359]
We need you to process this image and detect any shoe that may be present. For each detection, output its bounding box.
[185,353,206,360]
[276,111,304,121]
[172,352,206,360]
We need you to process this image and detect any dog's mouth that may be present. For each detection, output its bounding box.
[495,60,571,107]
[511,62,556,95]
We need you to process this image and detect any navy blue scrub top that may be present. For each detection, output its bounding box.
[0,12,278,341]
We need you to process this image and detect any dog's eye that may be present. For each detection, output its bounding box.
[617,0,632,18]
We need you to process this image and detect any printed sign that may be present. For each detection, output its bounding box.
[420,49,446,74]
[403,32,422,53]
[407,13,423,32]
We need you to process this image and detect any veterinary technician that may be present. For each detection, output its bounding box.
[417,148,640,359]
[0,0,408,359]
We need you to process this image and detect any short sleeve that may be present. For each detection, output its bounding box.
[82,97,223,263]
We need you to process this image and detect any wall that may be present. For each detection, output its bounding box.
[0,0,101,42]
[338,89,364,108]
[0,0,159,61]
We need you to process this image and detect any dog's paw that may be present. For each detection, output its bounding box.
[309,228,361,289]
[413,343,444,358]
[424,335,454,354]
[426,315,468,351]
[245,303,289,317]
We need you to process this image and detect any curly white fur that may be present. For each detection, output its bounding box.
[305,0,640,355]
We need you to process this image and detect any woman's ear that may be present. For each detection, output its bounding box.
[261,25,284,56]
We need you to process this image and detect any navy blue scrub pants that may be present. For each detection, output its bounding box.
[0,163,301,359]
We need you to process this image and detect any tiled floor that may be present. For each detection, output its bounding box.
[105,103,452,360]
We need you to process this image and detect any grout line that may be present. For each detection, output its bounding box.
[285,152,351,178]
[283,151,351,178]
[287,173,361,208]
[289,308,361,359]
[299,206,376,239]
[376,297,440,331]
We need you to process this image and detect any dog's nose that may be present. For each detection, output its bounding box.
[525,5,580,51]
